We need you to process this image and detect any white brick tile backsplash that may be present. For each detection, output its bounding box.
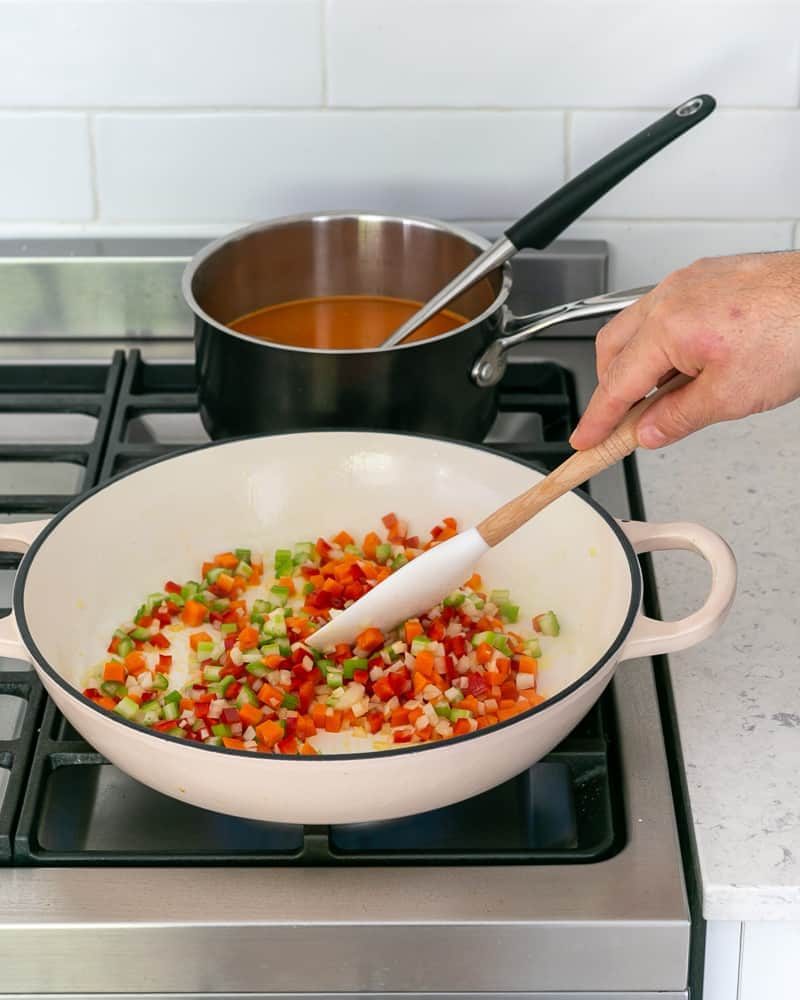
[566,220,794,288]
[326,0,800,109]
[93,111,564,222]
[0,114,92,221]
[571,111,800,219]
[0,1,322,107]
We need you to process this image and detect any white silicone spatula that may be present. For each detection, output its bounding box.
[306,375,688,651]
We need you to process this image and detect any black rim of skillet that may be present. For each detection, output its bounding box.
[13,428,642,763]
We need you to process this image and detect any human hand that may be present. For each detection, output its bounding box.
[569,251,800,451]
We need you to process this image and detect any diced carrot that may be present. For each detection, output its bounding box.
[322,577,344,595]
[443,516,457,529]
[214,552,240,569]
[301,742,319,755]
[408,707,424,724]
[255,719,284,748]
[257,684,283,707]
[325,710,343,733]
[453,718,471,736]
[237,625,260,651]
[222,737,246,750]
[201,561,214,578]
[286,616,312,637]
[126,690,142,705]
[520,690,545,706]
[376,566,391,582]
[278,575,296,595]
[215,572,235,594]
[229,599,247,612]
[413,671,428,695]
[390,708,410,727]
[189,631,213,652]
[404,619,423,644]
[460,695,480,715]
[414,649,435,677]
[239,703,263,728]
[333,530,354,548]
[310,703,328,728]
[362,531,380,559]
[355,627,384,653]
[96,696,117,712]
[124,650,147,675]
[262,654,284,670]
[498,704,525,721]
[517,655,538,675]
[361,561,379,580]
[382,512,398,530]
[103,661,126,683]
[465,572,482,591]
[296,716,317,738]
[180,697,195,712]
[485,669,503,687]
[309,573,325,589]
[475,642,494,665]
[182,599,208,627]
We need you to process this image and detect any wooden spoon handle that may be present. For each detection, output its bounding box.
[477,373,690,548]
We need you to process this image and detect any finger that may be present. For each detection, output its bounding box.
[636,374,716,448]
[570,327,674,449]
[594,297,647,380]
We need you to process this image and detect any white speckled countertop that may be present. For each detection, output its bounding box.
[636,399,800,921]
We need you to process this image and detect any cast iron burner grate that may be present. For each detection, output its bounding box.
[5,350,624,866]
[0,354,124,861]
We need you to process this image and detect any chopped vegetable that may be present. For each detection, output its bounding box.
[83,517,558,753]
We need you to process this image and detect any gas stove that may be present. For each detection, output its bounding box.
[0,238,698,998]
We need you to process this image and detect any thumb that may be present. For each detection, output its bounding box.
[636,380,712,448]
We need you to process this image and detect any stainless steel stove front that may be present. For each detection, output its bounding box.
[0,240,690,998]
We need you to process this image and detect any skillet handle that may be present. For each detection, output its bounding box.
[0,519,51,662]
[617,519,737,661]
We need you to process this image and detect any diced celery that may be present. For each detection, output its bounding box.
[411,636,432,655]
[114,697,139,720]
[117,636,134,658]
[489,589,510,605]
[211,598,230,612]
[344,544,363,557]
[130,626,151,641]
[274,549,294,577]
[434,703,452,719]
[317,659,333,679]
[303,581,315,595]
[113,628,131,640]
[391,554,408,571]
[524,637,542,658]
[450,707,473,721]
[220,622,238,635]
[137,702,162,725]
[265,609,287,637]
[327,669,343,689]
[217,675,235,694]
[500,602,519,624]
[152,672,169,691]
[101,680,127,699]
[534,611,560,637]
[163,701,180,721]
[277,638,291,657]
[343,656,367,679]
[196,640,215,658]
[206,566,225,584]
[211,723,232,738]
[281,693,299,709]
[235,547,252,563]
[270,585,290,605]
[443,591,465,607]
[236,685,259,708]
[260,642,281,658]
[203,665,222,682]
[166,726,186,739]
[293,541,315,564]
[236,561,253,578]
[246,661,269,677]
[163,689,182,705]
[375,542,392,564]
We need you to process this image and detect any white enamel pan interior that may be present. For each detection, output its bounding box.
[0,432,736,824]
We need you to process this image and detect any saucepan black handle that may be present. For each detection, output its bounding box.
[505,94,716,251]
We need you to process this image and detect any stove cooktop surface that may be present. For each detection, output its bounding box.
[0,239,694,999]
